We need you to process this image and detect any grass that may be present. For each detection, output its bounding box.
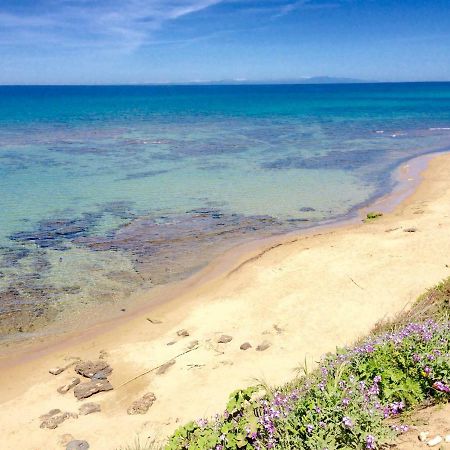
[119,278,450,450]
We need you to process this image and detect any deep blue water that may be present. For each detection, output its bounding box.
[1,83,450,338]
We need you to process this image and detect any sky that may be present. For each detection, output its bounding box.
[1,0,450,84]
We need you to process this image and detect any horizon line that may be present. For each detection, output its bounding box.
[1,80,450,87]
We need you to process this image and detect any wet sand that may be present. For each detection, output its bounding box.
[0,152,450,449]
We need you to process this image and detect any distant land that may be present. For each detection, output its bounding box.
[156,76,376,86]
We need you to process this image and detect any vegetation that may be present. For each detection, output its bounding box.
[121,278,450,450]
[364,212,383,221]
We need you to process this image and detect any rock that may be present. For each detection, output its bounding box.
[167,341,176,346]
[240,342,252,350]
[73,379,113,400]
[156,359,176,375]
[78,402,101,415]
[66,440,90,450]
[299,207,315,212]
[427,436,442,447]
[444,435,450,443]
[49,367,65,375]
[74,360,112,379]
[177,329,189,337]
[57,377,81,394]
[256,340,271,351]
[146,318,162,324]
[419,431,430,442]
[40,411,78,429]
[273,324,283,334]
[39,409,61,421]
[419,432,430,442]
[217,334,233,344]
[404,227,417,233]
[49,359,80,375]
[187,340,199,350]
[127,392,157,415]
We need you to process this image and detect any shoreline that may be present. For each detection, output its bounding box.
[0,149,442,365]
[1,151,450,449]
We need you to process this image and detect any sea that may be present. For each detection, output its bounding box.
[1,82,450,341]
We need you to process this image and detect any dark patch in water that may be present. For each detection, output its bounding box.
[121,169,170,180]
[74,208,287,286]
[262,148,385,171]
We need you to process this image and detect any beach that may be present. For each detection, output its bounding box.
[0,151,449,450]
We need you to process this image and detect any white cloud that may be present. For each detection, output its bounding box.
[0,0,224,51]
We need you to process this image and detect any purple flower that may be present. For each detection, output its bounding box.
[342,416,353,428]
[342,397,350,406]
[433,381,450,393]
[306,424,314,434]
[366,434,376,449]
[196,418,208,428]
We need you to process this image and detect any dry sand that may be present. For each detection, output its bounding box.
[1,153,450,450]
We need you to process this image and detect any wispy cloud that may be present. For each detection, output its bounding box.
[0,0,346,53]
[0,0,224,51]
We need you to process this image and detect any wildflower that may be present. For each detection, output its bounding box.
[196,418,208,428]
[365,434,376,449]
[342,416,353,428]
[433,381,450,393]
[373,375,382,383]
[306,424,314,434]
[342,397,350,406]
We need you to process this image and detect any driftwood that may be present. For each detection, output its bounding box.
[117,346,199,389]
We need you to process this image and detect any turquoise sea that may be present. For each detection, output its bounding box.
[1,83,450,339]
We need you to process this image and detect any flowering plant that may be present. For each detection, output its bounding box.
[164,319,449,450]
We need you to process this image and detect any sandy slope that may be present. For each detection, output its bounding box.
[1,153,450,450]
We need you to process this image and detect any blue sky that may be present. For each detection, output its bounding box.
[1,0,450,84]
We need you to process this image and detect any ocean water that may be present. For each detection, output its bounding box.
[1,83,450,339]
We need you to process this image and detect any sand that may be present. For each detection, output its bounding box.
[0,152,450,450]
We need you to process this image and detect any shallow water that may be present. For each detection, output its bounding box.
[1,83,450,339]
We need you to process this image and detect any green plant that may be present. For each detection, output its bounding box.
[364,211,383,221]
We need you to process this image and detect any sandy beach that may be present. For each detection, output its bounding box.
[1,152,450,450]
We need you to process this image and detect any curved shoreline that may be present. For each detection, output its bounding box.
[0,149,445,366]
[1,151,450,449]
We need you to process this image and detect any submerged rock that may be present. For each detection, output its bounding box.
[127,392,156,415]
[299,207,316,212]
[240,342,252,350]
